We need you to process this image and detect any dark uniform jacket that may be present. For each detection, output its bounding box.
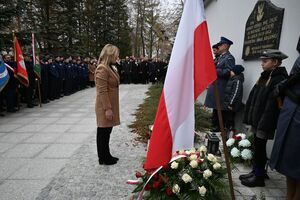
[223,73,244,111]
[205,51,235,109]
[243,67,288,139]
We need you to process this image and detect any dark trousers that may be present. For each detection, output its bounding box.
[96,127,113,160]
[253,135,268,177]
[211,109,235,131]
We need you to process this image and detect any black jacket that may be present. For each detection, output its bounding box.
[224,73,244,111]
[243,67,288,139]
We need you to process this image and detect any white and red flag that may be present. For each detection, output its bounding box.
[144,0,217,170]
[14,36,29,87]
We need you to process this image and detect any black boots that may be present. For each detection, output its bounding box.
[239,170,269,187]
[241,175,265,187]
[97,127,118,165]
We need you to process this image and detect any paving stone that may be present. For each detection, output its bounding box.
[55,134,90,144]
[0,133,34,143]
[40,125,72,133]
[1,144,48,158]
[0,158,29,179]
[38,144,82,158]
[33,118,59,124]
[55,118,81,125]
[9,159,68,179]
[0,143,16,154]
[66,125,96,133]
[14,124,47,132]
[0,180,49,200]
[23,134,61,143]
[0,124,23,132]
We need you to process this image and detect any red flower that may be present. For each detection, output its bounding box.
[233,135,242,140]
[153,174,159,180]
[166,187,173,196]
[135,171,142,178]
[152,181,160,189]
[145,184,151,191]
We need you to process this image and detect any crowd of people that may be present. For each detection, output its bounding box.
[205,35,300,199]
[0,52,168,117]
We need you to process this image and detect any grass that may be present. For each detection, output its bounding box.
[129,84,212,143]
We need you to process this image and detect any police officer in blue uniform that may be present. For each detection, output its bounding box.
[205,37,235,132]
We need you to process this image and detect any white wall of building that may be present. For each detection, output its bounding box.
[205,0,300,103]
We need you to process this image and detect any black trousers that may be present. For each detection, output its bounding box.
[253,135,267,176]
[212,109,235,130]
[96,127,113,160]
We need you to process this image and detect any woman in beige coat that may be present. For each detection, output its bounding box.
[95,44,120,165]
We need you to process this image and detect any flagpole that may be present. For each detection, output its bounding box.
[12,31,16,62]
[32,33,42,107]
[213,81,235,200]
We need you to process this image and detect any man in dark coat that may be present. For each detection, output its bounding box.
[3,54,18,112]
[41,57,49,103]
[24,55,37,108]
[204,37,235,132]
[240,49,288,187]
[123,56,132,84]
[269,43,300,199]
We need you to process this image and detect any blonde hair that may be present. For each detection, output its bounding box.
[97,44,119,66]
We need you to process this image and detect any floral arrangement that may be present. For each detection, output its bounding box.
[131,146,228,200]
[226,133,253,164]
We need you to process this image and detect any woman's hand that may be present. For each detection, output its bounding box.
[105,109,113,120]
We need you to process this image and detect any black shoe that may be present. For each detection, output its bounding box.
[239,171,269,180]
[241,175,265,187]
[109,156,119,162]
[99,158,117,165]
[239,171,254,180]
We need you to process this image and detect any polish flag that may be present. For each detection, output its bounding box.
[144,0,217,170]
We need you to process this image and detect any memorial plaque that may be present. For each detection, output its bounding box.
[242,0,284,60]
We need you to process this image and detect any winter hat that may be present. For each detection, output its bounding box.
[232,65,244,75]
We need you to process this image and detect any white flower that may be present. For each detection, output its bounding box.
[203,169,212,179]
[198,186,207,196]
[171,161,179,169]
[199,146,207,153]
[179,150,185,154]
[241,149,253,160]
[189,160,198,168]
[190,148,196,153]
[238,139,251,148]
[226,138,235,147]
[207,153,217,163]
[213,162,221,170]
[189,154,198,160]
[182,173,193,183]
[185,150,191,155]
[230,147,240,158]
[236,133,246,140]
[172,184,180,194]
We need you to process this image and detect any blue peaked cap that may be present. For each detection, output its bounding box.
[219,36,233,45]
